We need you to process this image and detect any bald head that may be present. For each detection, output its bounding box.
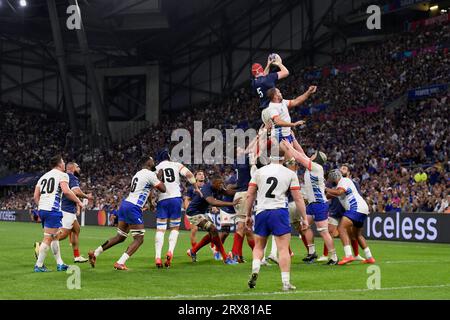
[66,162,80,175]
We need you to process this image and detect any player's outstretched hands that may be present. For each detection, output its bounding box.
[77,199,84,209]
[307,85,317,95]
[233,197,242,206]
[294,120,305,127]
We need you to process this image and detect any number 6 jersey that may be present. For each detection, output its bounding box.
[125,169,162,208]
[36,169,70,211]
[249,163,300,214]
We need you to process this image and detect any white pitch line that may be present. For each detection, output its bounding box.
[94,284,450,300]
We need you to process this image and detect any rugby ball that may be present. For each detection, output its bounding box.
[269,53,282,64]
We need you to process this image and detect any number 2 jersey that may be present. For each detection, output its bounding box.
[125,169,162,208]
[249,163,300,214]
[36,169,70,212]
[155,160,185,201]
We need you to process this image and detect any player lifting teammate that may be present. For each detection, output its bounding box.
[88,156,166,270]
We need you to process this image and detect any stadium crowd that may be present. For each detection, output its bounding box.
[0,21,449,213]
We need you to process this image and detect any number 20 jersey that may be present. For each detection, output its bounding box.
[36,169,69,211]
[125,169,161,208]
[249,163,300,215]
[155,160,185,201]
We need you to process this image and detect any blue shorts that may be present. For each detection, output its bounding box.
[255,208,290,237]
[306,202,329,222]
[118,200,144,225]
[276,133,294,144]
[343,210,367,228]
[156,197,183,220]
[39,210,62,229]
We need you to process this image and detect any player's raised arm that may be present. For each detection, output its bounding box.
[272,61,289,80]
[288,86,317,109]
[180,165,202,196]
[60,181,83,207]
[281,140,311,169]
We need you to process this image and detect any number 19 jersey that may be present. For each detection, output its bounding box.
[155,160,185,201]
[249,163,300,214]
[36,169,70,212]
[125,169,162,208]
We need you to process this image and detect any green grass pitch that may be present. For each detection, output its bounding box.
[0,221,449,300]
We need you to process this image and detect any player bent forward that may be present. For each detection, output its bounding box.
[326,170,375,265]
[245,150,308,291]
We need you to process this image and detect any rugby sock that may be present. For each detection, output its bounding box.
[192,234,211,254]
[307,244,315,255]
[232,233,243,256]
[51,240,64,265]
[168,230,179,254]
[155,231,165,259]
[117,253,129,265]
[351,239,359,256]
[329,249,338,261]
[344,245,353,257]
[281,272,290,285]
[211,235,227,260]
[36,243,50,267]
[270,236,277,257]
[247,238,255,251]
[252,259,261,274]
[94,246,103,257]
[73,249,80,258]
[323,243,328,257]
[300,235,309,251]
[364,247,373,259]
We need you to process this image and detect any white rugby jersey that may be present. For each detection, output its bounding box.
[36,169,69,211]
[337,177,369,215]
[155,160,185,201]
[303,162,327,204]
[266,99,292,137]
[249,163,300,214]
[125,169,162,208]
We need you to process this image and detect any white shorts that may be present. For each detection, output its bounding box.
[233,191,248,224]
[328,216,340,226]
[219,210,236,227]
[288,202,302,229]
[62,211,77,230]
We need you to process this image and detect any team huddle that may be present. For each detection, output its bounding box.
[32,54,375,291]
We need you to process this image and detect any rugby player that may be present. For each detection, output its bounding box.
[318,164,364,262]
[33,155,84,272]
[185,175,241,265]
[326,170,376,265]
[88,156,166,270]
[281,141,338,264]
[183,171,206,247]
[154,150,200,268]
[246,149,308,291]
[229,149,256,263]
[57,162,93,263]
[251,55,289,110]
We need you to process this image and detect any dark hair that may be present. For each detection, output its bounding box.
[266,87,278,101]
[50,154,63,168]
[139,156,152,167]
[210,174,223,182]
